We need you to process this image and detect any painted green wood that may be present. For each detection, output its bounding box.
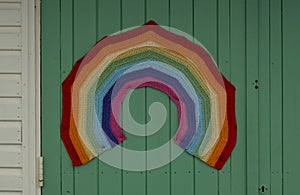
[122,0,145,29]
[41,0,61,194]
[146,89,171,195]
[217,0,231,194]
[194,0,218,55]
[73,0,98,194]
[60,0,74,194]
[246,0,260,194]
[97,0,121,40]
[169,1,194,195]
[270,0,283,194]
[230,0,247,194]
[97,1,122,195]
[146,0,169,26]
[122,89,147,194]
[282,0,300,194]
[41,0,300,195]
[258,0,271,194]
[145,1,171,195]
[194,0,219,194]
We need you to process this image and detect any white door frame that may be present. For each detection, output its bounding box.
[21,0,40,194]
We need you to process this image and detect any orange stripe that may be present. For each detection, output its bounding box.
[69,88,92,164]
[206,115,229,166]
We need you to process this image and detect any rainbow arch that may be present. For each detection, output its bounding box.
[61,21,237,170]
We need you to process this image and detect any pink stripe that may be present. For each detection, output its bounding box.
[109,76,189,142]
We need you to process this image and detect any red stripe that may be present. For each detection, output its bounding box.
[214,75,237,169]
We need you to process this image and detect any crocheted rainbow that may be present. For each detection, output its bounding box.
[61,21,237,170]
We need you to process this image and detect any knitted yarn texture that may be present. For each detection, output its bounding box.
[61,21,237,170]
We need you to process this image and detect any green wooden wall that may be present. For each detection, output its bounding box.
[41,0,300,194]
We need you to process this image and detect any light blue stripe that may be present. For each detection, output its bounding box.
[93,59,206,152]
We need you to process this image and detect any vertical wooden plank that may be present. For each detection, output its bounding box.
[122,1,146,195]
[282,0,300,194]
[97,1,122,195]
[97,0,121,40]
[146,89,170,195]
[60,0,74,194]
[194,0,218,194]
[73,0,97,56]
[41,0,61,194]
[270,0,283,194]
[122,0,145,28]
[73,0,98,194]
[122,88,146,195]
[194,0,218,56]
[146,1,170,195]
[146,0,169,25]
[258,0,271,194]
[218,0,231,194]
[230,0,247,194]
[246,0,259,194]
[170,1,194,195]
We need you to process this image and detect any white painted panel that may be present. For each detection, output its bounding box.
[0,121,21,144]
[0,145,22,167]
[0,3,21,26]
[0,192,22,195]
[0,74,21,97]
[0,98,21,120]
[0,27,21,50]
[0,0,20,2]
[0,51,21,73]
[0,168,22,191]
